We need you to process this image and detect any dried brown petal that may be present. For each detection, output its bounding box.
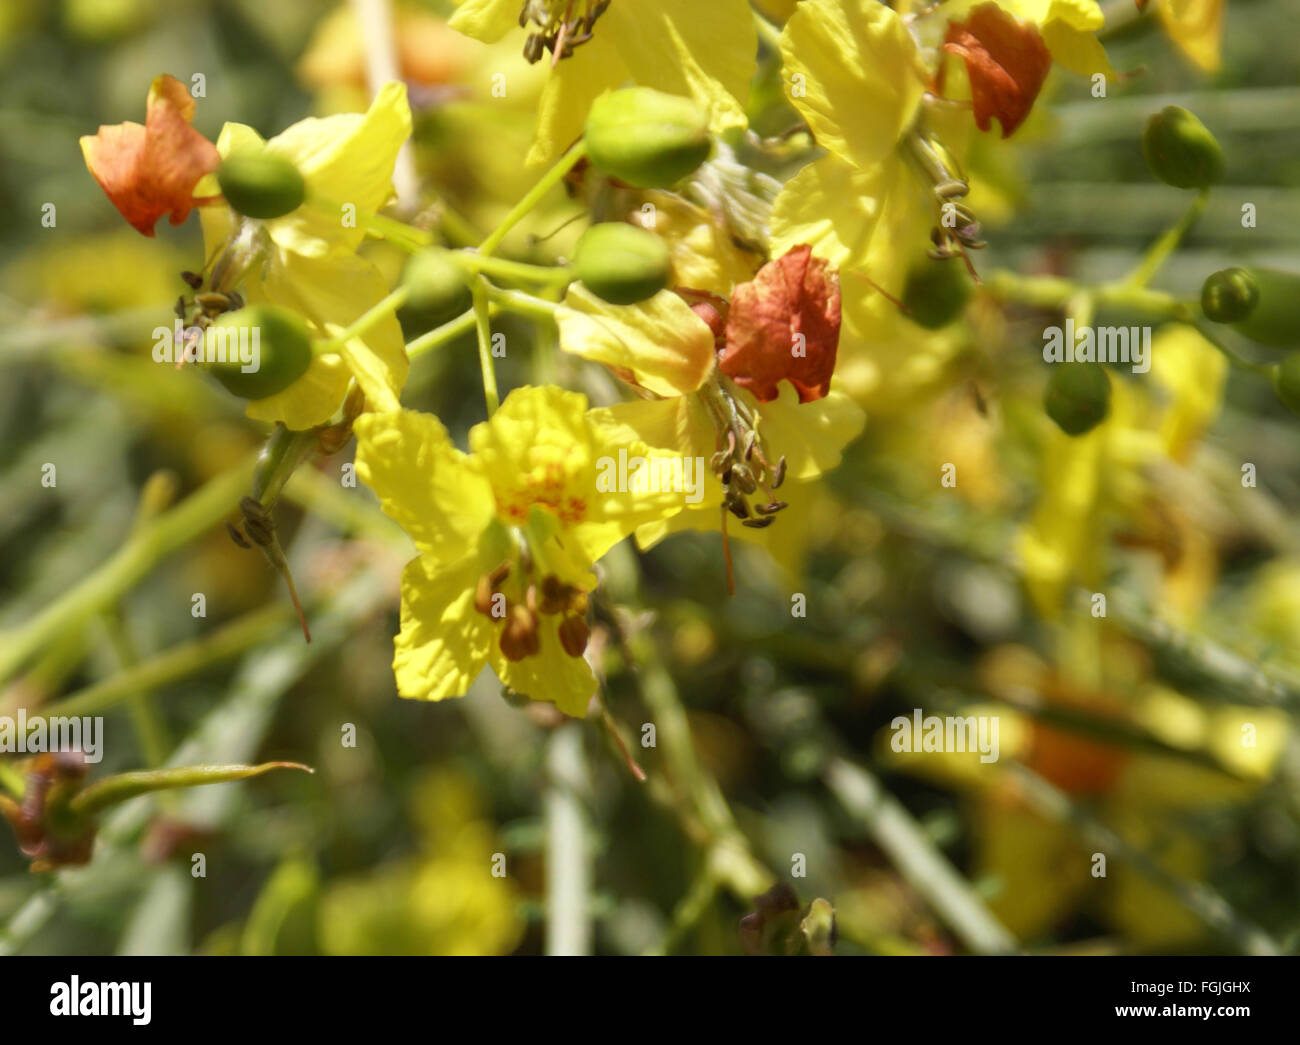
[718,245,841,404]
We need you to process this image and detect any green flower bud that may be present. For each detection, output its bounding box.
[1216,267,1300,347]
[399,249,472,333]
[900,256,974,330]
[218,150,306,220]
[203,305,313,400]
[1200,267,1258,324]
[584,87,711,189]
[1272,355,1300,415]
[572,222,671,305]
[1141,106,1223,190]
[1044,362,1111,436]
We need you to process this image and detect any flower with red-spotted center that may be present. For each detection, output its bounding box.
[353,385,689,715]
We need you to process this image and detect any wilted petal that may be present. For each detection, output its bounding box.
[80,74,220,236]
[943,3,1053,138]
[718,245,842,404]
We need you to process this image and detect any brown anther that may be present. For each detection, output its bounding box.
[538,574,571,615]
[754,501,788,516]
[226,522,252,549]
[475,560,512,617]
[499,604,541,662]
[558,615,590,658]
[731,464,758,495]
[174,295,186,319]
[726,495,750,520]
[742,516,775,529]
[772,456,787,489]
[743,431,757,462]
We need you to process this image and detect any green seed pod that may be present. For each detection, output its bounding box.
[572,222,671,305]
[202,305,313,400]
[399,249,472,333]
[1141,106,1223,190]
[584,87,711,189]
[217,150,306,220]
[1044,362,1111,436]
[1217,267,1300,346]
[1200,267,1258,324]
[900,256,974,329]
[1272,355,1300,415]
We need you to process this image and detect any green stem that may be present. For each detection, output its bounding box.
[986,270,1194,320]
[823,756,1019,954]
[405,305,484,362]
[40,604,292,719]
[544,724,591,956]
[1125,189,1210,289]
[101,611,169,768]
[1192,320,1274,376]
[479,139,589,258]
[487,285,562,323]
[471,278,500,416]
[69,761,312,818]
[316,286,410,357]
[752,6,784,54]
[0,459,257,687]
[458,251,573,288]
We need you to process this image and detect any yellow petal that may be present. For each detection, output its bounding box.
[448,0,520,42]
[752,383,866,482]
[528,0,755,167]
[354,409,496,560]
[1148,323,1226,462]
[246,251,408,427]
[770,155,893,269]
[264,81,413,258]
[494,615,597,718]
[780,0,927,171]
[394,553,497,702]
[1156,0,1223,74]
[555,285,716,397]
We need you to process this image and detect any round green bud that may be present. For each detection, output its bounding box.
[573,223,671,305]
[1272,355,1300,415]
[398,249,472,333]
[1200,267,1258,324]
[202,305,313,400]
[217,150,306,220]
[1220,267,1300,347]
[584,87,711,189]
[1141,106,1224,190]
[1044,362,1111,436]
[900,256,974,330]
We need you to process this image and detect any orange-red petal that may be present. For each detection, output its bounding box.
[80,74,220,236]
[943,3,1052,139]
[718,244,841,404]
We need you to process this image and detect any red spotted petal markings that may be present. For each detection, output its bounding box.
[717,244,841,404]
[80,74,220,236]
[942,3,1052,139]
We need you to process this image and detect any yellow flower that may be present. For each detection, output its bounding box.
[553,244,864,577]
[353,386,690,715]
[196,83,413,430]
[448,0,755,166]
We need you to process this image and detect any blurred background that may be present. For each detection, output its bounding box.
[0,0,1298,955]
